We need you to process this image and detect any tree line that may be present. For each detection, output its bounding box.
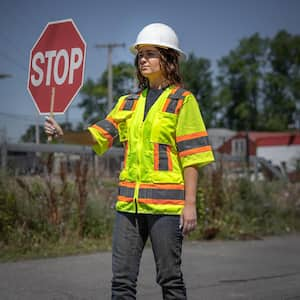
[22,30,300,142]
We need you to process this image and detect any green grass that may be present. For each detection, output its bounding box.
[0,237,112,262]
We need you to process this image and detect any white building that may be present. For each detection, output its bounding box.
[217,131,300,171]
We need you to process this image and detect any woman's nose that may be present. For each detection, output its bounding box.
[139,57,146,64]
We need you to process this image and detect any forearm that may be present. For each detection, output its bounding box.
[181,165,199,235]
[45,117,96,145]
[183,165,199,204]
[59,130,96,145]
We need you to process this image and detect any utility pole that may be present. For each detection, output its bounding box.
[95,43,125,112]
[294,101,300,130]
[35,112,40,144]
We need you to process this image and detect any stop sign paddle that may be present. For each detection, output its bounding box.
[27,19,86,115]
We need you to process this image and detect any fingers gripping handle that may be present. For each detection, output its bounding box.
[47,87,55,142]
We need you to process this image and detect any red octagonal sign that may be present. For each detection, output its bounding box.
[28,19,86,114]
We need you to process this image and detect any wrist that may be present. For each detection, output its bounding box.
[184,198,196,205]
[53,130,64,142]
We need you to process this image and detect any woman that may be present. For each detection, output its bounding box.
[45,23,214,300]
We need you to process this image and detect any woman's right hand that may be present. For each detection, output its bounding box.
[44,116,64,139]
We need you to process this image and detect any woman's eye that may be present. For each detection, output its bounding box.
[138,51,159,59]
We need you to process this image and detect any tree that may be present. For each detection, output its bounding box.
[20,125,46,143]
[263,30,300,130]
[78,62,135,125]
[216,30,300,131]
[216,33,268,130]
[180,54,215,127]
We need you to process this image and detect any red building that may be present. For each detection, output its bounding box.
[217,131,300,172]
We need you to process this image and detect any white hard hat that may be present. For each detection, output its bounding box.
[130,23,186,60]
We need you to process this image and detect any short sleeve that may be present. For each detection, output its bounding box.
[176,93,215,168]
[87,95,128,156]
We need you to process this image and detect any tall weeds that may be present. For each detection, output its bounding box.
[1,159,300,260]
[0,154,115,259]
[75,155,89,238]
[195,163,300,240]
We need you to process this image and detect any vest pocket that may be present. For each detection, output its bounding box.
[150,112,177,146]
[115,110,134,142]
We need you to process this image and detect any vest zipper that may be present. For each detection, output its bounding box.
[133,183,139,214]
[134,198,138,214]
[135,121,144,214]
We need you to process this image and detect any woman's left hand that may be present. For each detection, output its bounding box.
[180,202,197,235]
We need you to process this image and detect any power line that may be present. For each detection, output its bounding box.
[0,111,82,123]
[0,50,27,72]
[0,31,27,57]
[0,111,38,122]
[0,5,49,74]
[0,3,42,30]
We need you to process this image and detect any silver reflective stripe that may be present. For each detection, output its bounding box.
[165,100,178,113]
[118,186,135,198]
[139,188,185,200]
[95,119,118,138]
[122,94,139,111]
[170,88,186,100]
[165,88,186,113]
[177,136,209,152]
[158,144,169,170]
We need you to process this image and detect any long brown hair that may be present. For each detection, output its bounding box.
[134,47,183,89]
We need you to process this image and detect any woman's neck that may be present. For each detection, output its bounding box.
[148,76,169,89]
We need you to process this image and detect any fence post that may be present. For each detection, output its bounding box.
[0,128,7,171]
[254,156,258,180]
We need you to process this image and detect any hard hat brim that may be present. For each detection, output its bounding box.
[130,43,186,61]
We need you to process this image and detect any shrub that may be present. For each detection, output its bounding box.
[194,165,300,240]
[1,159,300,260]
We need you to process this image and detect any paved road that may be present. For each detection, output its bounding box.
[1,234,300,300]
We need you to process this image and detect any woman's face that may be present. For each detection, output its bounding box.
[137,45,163,81]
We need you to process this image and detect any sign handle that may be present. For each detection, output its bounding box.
[48,87,55,142]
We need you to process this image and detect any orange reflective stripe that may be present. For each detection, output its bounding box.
[170,86,180,94]
[162,87,180,113]
[119,100,126,110]
[162,98,171,112]
[119,181,136,188]
[182,91,191,97]
[131,100,138,111]
[91,124,103,132]
[179,145,212,157]
[120,93,140,111]
[173,90,190,114]
[138,199,185,205]
[91,124,113,146]
[176,131,208,143]
[106,117,118,129]
[117,182,185,208]
[117,195,134,202]
[139,183,184,190]
[174,99,184,114]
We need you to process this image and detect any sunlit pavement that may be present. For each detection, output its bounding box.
[1,234,300,300]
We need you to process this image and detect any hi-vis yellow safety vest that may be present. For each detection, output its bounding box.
[88,85,214,215]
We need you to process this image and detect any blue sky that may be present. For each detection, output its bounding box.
[1,0,300,141]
